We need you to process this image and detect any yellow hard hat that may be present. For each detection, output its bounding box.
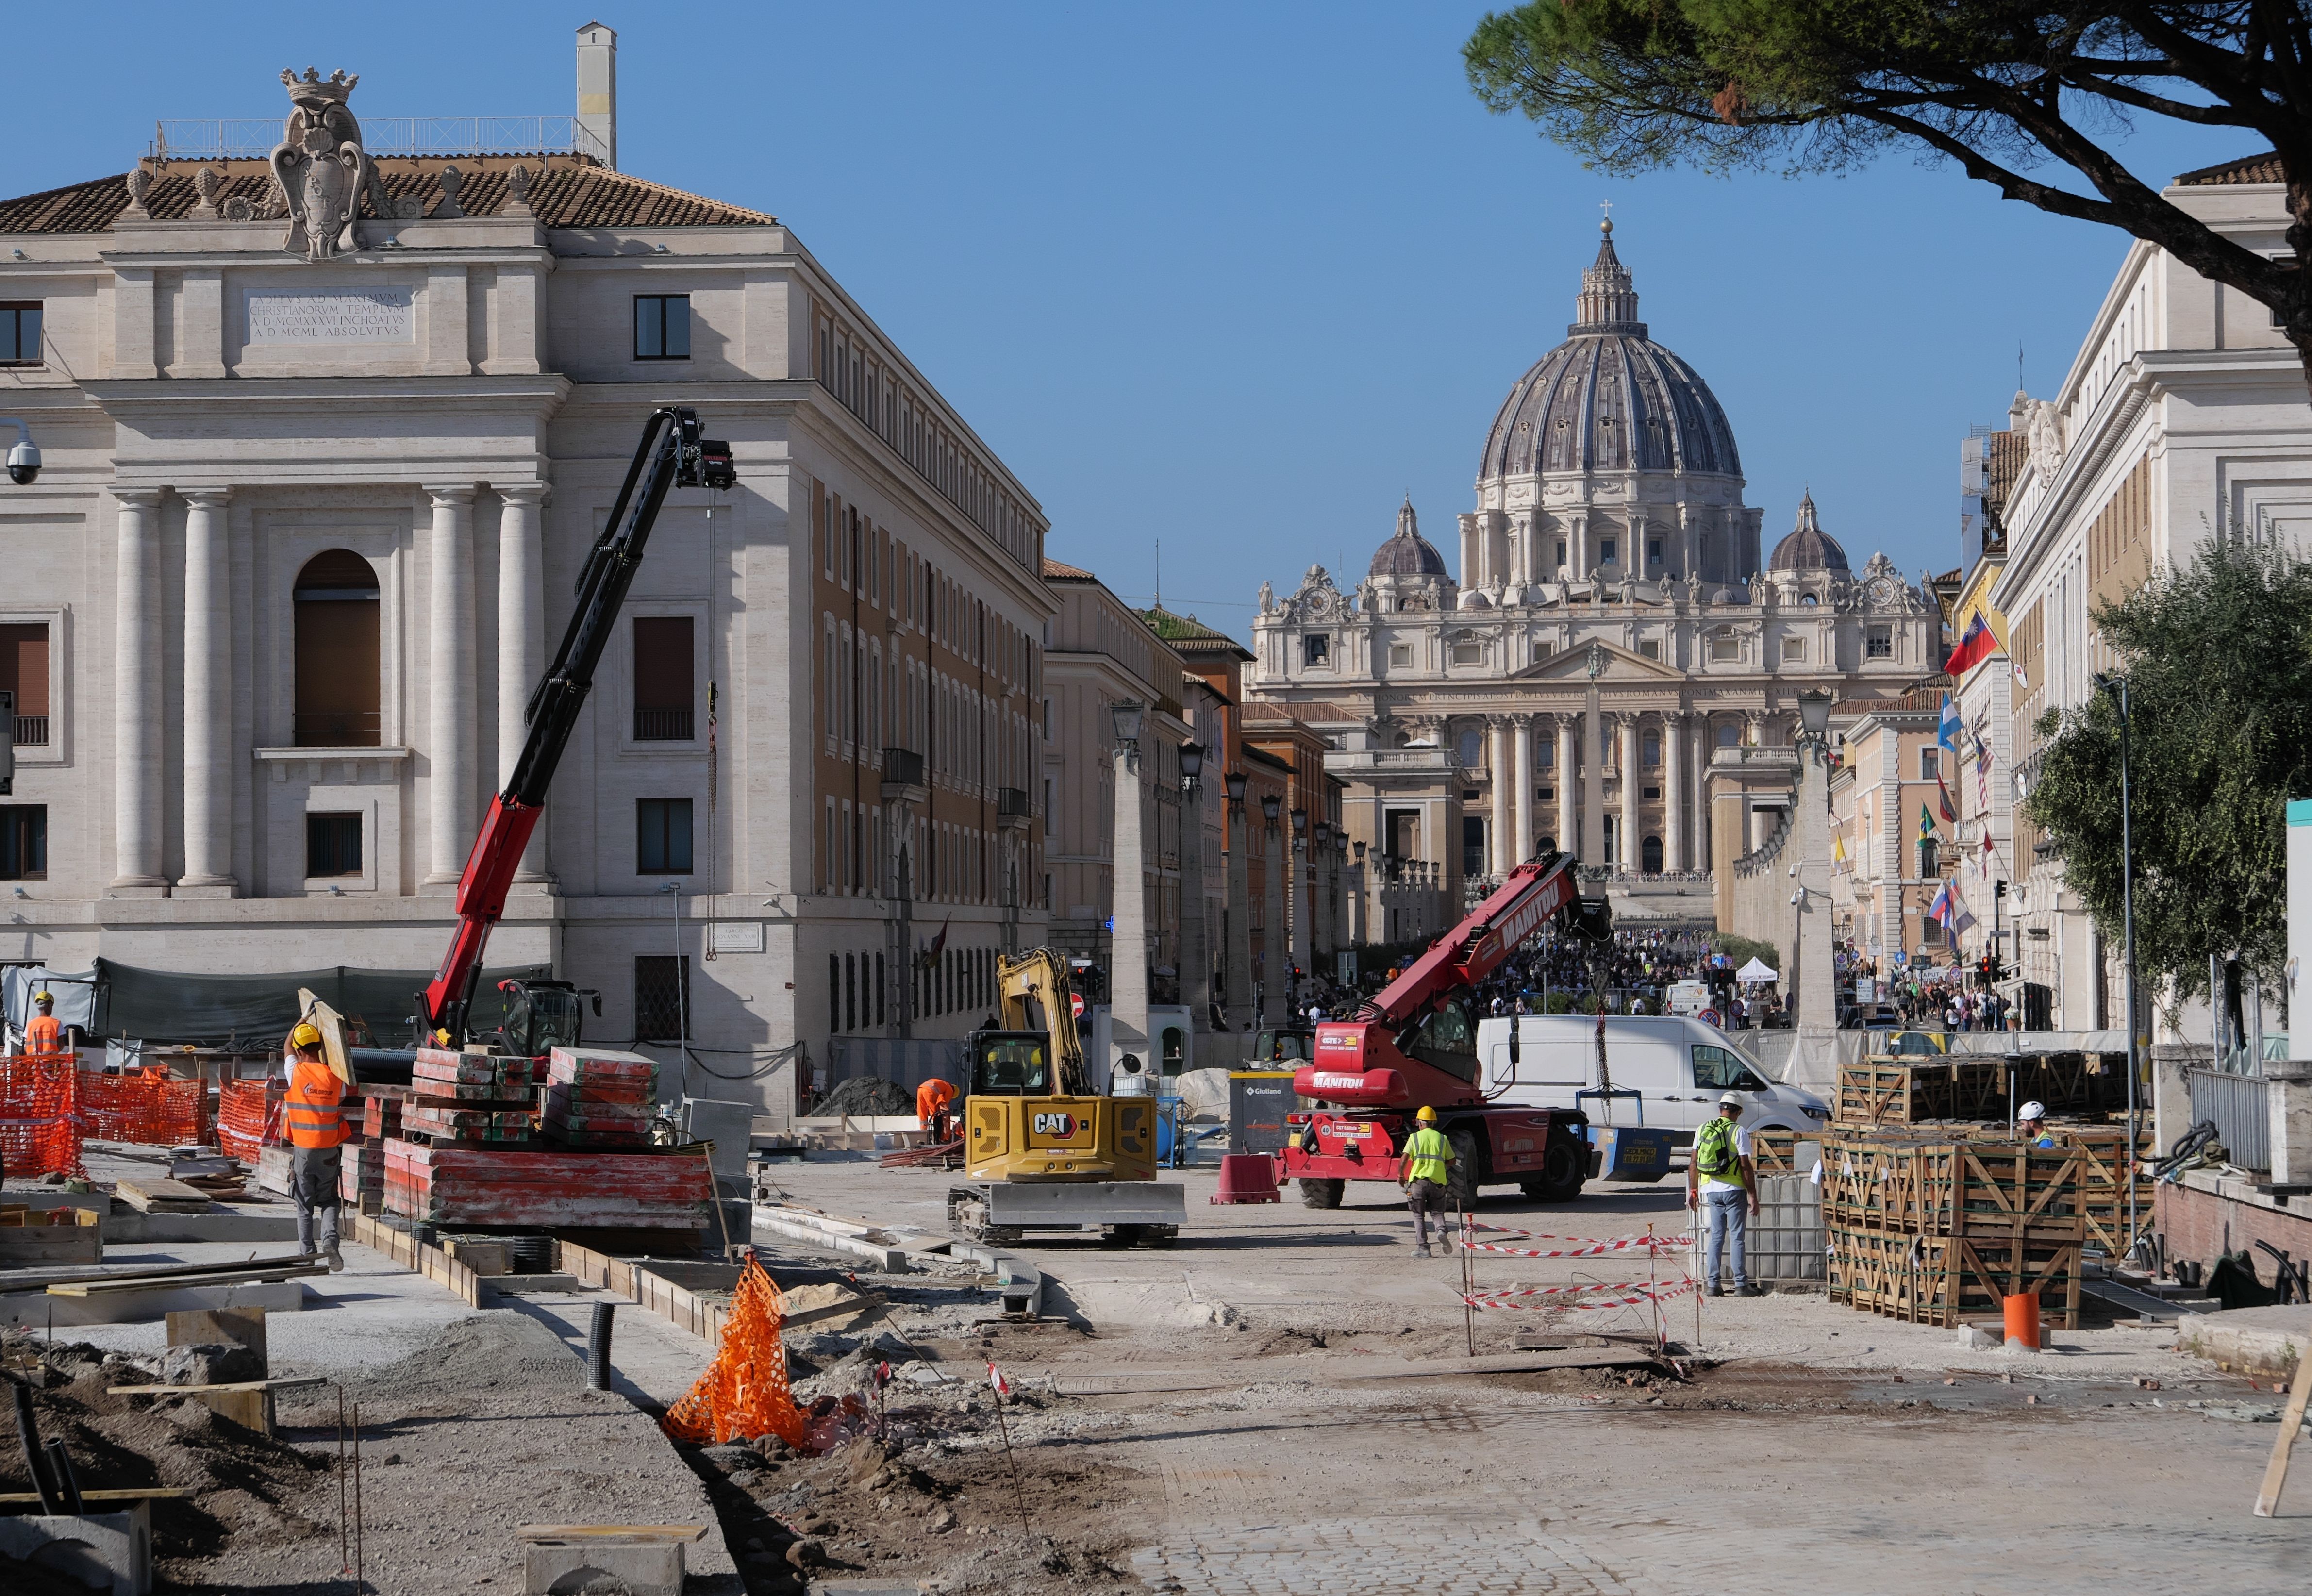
[290,1021,323,1049]
[33,991,53,1003]
[1415,1105,1438,1123]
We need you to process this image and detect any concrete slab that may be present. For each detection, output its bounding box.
[522,1537,683,1595]
[0,1503,153,1595]
[2176,1304,2310,1380]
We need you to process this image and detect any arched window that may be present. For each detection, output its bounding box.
[1642,835,1663,873]
[294,550,381,747]
[1642,731,1661,766]
[1457,729,1483,768]
[1715,720,1740,748]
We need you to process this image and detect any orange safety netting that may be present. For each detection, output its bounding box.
[74,1064,210,1147]
[661,1255,811,1451]
[0,1053,85,1178]
[217,1080,283,1163]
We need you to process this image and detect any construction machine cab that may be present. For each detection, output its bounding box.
[965,1030,1055,1097]
[1252,1026,1317,1064]
[497,978,600,1059]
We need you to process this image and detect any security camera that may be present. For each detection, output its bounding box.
[1,421,35,486]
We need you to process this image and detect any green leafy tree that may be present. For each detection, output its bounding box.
[1464,4,2312,391]
[2023,538,2312,1004]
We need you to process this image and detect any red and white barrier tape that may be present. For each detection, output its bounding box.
[1458,1223,1694,1259]
[1461,1277,1698,1312]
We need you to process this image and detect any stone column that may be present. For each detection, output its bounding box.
[1289,835,1311,1004]
[1263,816,1284,1023]
[1618,715,1640,870]
[425,485,479,886]
[1226,795,1252,1031]
[1581,692,1604,864]
[1511,714,1533,871]
[1694,718,1713,870]
[1556,714,1578,860]
[1488,716,1512,877]
[1662,709,1685,873]
[179,489,235,892]
[112,489,167,891]
[497,483,549,880]
[1110,739,1150,1082]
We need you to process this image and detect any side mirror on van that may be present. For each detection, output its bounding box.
[1507,1015,1520,1066]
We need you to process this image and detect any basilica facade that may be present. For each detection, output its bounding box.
[1246,224,1942,914]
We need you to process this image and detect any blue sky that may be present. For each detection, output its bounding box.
[5,4,2258,638]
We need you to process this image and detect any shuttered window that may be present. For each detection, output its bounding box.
[632,616,694,740]
[293,551,381,747]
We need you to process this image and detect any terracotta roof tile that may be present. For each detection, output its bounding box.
[1984,430,2027,510]
[2176,151,2284,186]
[1041,556,1097,581]
[0,156,777,235]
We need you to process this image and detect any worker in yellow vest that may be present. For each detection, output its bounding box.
[283,1021,349,1272]
[1398,1105,1457,1259]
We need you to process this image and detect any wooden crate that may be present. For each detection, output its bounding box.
[1828,1229,2081,1329]
[1835,1062,1952,1127]
[0,1205,102,1265]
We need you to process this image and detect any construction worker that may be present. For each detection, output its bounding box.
[2017,1100,2057,1148]
[21,991,66,1057]
[916,1076,958,1143]
[283,1022,349,1272]
[1687,1092,1760,1297]
[1398,1105,1455,1259]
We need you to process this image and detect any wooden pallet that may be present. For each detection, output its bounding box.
[1828,1229,2082,1329]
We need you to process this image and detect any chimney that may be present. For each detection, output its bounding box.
[576,21,617,169]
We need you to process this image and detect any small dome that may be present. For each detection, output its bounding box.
[1768,491,1849,573]
[1369,497,1448,578]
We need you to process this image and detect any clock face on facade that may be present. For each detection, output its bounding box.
[1866,575,1895,605]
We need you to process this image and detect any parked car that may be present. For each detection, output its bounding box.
[1472,1013,1833,1143]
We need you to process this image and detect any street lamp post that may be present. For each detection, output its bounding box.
[1313,819,1333,966]
[1261,791,1282,1025]
[1289,806,1311,1010]
[1224,770,1251,1032]
[2095,671,2140,1245]
[1179,740,1209,1032]
[1109,701,1149,1087]
[1791,689,1837,1054]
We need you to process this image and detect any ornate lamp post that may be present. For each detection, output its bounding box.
[1224,770,1251,1031]
[1178,740,1208,1031]
[1260,791,1282,1025]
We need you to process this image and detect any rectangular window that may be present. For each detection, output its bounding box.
[0,805,47,880]
[633,955,691,1043]
[0,625,49,745]
[1919,839,1940,879]
[1302,634,1330,666]
[1647,537,1663,566]
[829,953,841,1033]
[305,812,363,878]
[1388,643,1412,667]
[0,303,40,366]
[632,616,695,739]
[1709,634,1741,663]
[1637,639,1661,660]
[1600,537,1618,565]
[633,294,691,361]
[1918,747,1940,781]
[1554,540,1567,568]
[1782,636,1808,664]
[1867,626,1893,659]
[637,798,695,874]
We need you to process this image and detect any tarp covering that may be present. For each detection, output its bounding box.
[7,960,551,1047]
[2,965,100,1047]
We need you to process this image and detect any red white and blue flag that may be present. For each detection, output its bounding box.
[1944,614,1997,678]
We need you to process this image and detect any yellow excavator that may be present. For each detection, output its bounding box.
[945,948,1184,1247]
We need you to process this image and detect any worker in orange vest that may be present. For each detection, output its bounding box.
[22,991,67,1057]
[283,1021,349,1272]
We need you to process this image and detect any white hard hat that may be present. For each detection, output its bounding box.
[1718,1092,1743,1107]
[2018,1100,2046,1121]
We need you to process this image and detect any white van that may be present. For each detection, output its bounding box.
[1665,981,1713,1018]
[1472,1013,1831,1141]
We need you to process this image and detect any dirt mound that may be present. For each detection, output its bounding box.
[0,1330,333,1569]
[338,1309,582,1405]
[814,1076,915,1117]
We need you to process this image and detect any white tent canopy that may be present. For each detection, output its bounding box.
[1734,958,1780,984]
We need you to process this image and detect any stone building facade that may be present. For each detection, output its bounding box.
[1993,154,2308,1040]
[0,39,1050,1110]
[1245,225,1941,920]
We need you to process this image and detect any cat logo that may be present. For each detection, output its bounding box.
[1032,1112,1079,1139]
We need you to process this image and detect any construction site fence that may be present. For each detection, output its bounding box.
[0,1054,84,1178]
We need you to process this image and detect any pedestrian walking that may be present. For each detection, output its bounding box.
[1686,1093,1760,1297]
[283,1021,349,1272]
[1399,1106,1455,1259]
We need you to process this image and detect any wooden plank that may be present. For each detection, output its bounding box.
[2253,1329,2312,1516]
[0,1489,196,1505]
[167,1306,268,1369]
[517,1525,707,1544]
[50,1264,328,1296]
[108,1376,327,1395]
[4,1255,318,1292]
[114,1176,215,1213]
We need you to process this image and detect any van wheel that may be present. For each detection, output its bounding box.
[1445,1127,1482,1209]
[1520,1137,1586,1202]
[1298,1178,1344,1209]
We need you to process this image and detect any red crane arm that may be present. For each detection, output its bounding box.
[1358,852,1586,1028]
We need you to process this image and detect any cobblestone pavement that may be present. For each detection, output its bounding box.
[1124,1402,2311,1595]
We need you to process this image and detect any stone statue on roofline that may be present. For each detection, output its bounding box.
[271,68,366,262]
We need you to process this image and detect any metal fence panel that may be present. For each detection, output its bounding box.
[2188,1068,2269,1171]
[1747,1171,1826,1282]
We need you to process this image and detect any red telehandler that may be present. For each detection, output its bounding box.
[415,405,733,1049]
[1281,850,1605,1208]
